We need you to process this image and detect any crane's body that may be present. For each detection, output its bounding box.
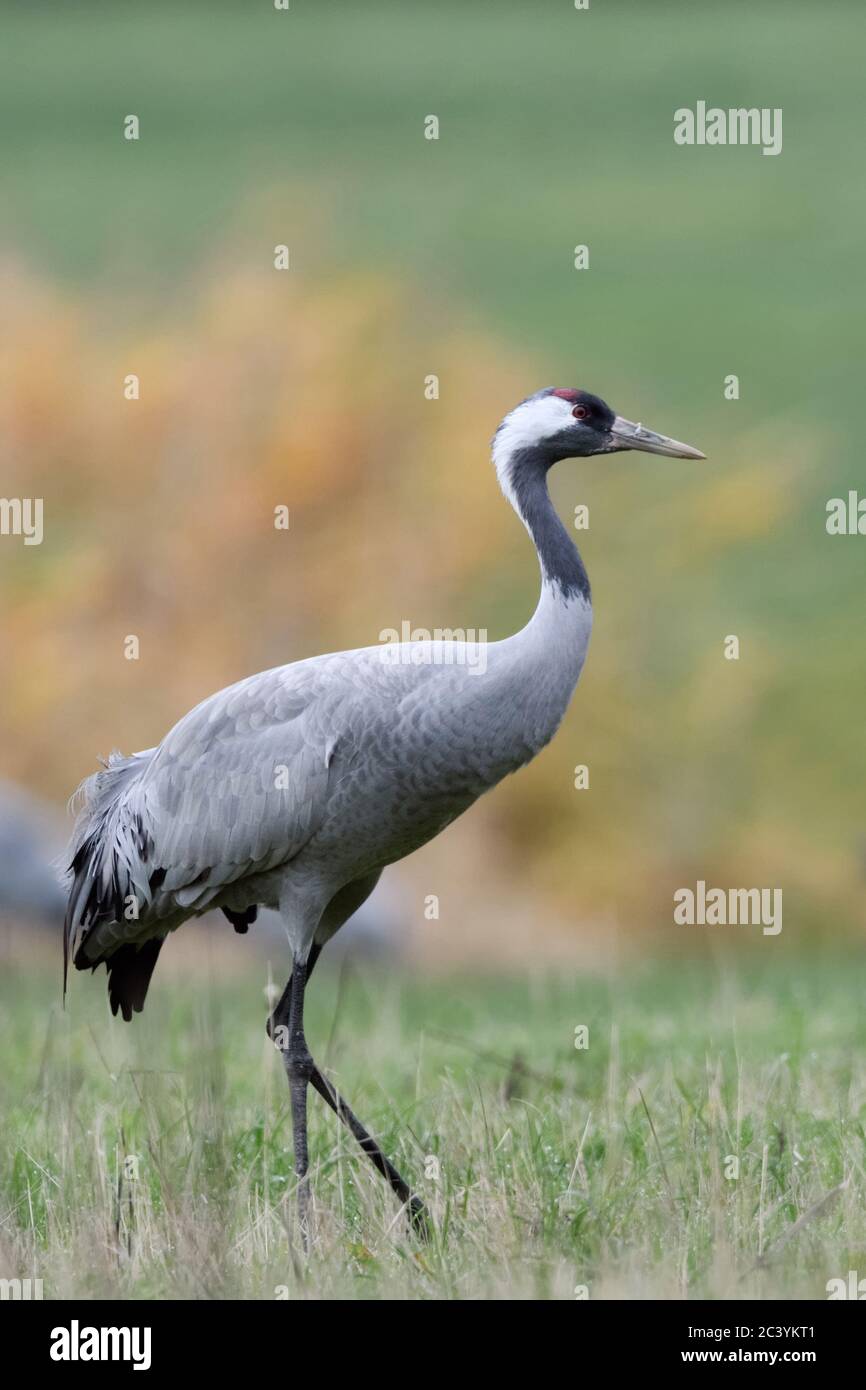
[69,586,591,985]
[65,386,703,1238]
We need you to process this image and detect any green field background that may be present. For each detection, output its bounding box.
[1,0,865,1302]
[2,1,863,947]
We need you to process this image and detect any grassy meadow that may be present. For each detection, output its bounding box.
[1,2,864,1301]
[1,934,864,1300]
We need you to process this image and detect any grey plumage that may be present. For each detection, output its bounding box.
[66,610,590,1012]
[65,386,702,1023]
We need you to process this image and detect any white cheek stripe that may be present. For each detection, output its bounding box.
[491,394,575,510]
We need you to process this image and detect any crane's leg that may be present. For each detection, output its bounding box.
[308,1065,429,1239]
[268,957,429,1241]
[283,953,315,1247]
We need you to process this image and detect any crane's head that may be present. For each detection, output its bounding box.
[493,387,705,467]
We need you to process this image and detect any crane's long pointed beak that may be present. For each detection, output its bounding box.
[609,415,706,459]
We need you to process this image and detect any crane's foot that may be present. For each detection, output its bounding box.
[308,1064,431,1242]
[287,1053,314,1253]
[407,1193,432,1243]
[270,959,432,1244]
[296,1175,311,1253]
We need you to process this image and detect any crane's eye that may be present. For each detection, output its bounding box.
[572,404,589,420]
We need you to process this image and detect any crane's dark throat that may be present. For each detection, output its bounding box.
[507,446,590,603]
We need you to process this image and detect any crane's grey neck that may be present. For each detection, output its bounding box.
[497,446,590,603]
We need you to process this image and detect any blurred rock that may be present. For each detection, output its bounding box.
[0,781,66,926]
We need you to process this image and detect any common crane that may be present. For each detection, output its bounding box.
[65,387,704,1239]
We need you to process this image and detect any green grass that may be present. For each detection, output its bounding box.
[2,937,864,1299]
[1,0,862,404]
[2,2,861,373]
